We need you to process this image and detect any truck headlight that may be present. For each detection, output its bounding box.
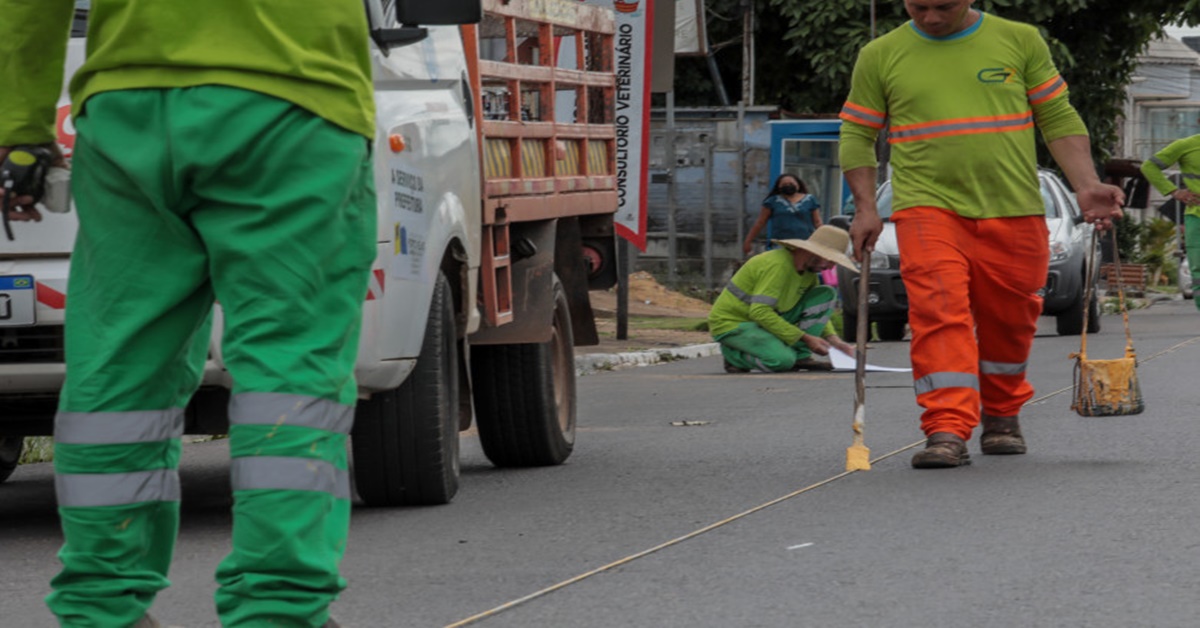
[870,255,892,270]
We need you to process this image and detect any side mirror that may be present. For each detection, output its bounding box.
[396,0,482,25]
[827,215,853,232]
[1071,214,1086,226]
[370,0,482,52]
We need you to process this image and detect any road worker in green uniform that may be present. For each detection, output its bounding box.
[1140,134,1200,312]
[0,1,377,626]
[710,225,859,373]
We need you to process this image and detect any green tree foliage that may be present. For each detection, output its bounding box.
[673,0,1200,162]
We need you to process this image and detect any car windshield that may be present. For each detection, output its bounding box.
[1040,183,1060,219]
[874,182,894,220]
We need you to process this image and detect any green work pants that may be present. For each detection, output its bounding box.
[716,286,837,372]
[48,87,376,627]
[1187,214,1200,311]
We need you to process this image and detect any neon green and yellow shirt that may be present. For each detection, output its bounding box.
[0,0,376,145]
[839,13,1088,219]
[1140,134,1200,219]
[708,248,834,345]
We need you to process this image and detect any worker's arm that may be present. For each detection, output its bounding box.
[1047,135,1124,230]
[1140,140,1200,206]
[839,43,886,261]
[743,206,771,256]
[0,0,74,221]
[744,266,804,346]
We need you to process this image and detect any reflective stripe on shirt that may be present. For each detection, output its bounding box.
[889,111,1034,144]
[725,282,778,307]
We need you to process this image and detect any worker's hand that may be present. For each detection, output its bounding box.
[799,333,831,357]
[0,144,66,223]
[1076,182,1125,232]
[742,240,753,256]
[827,336,856,357]
[848,209,883,262]
[1172,188,1200,207]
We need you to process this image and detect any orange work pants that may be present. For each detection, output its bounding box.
[892,207,1049,440]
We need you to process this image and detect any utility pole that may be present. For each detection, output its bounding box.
[741,0,754,106]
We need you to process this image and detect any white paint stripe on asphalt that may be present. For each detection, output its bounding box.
[787,543,814,551]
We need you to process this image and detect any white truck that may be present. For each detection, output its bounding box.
[0,0,622,506]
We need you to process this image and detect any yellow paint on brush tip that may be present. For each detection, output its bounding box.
[846,445,871,471]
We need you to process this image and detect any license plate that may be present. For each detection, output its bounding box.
[0,275,37,326]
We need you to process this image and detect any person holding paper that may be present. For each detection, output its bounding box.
[709,225,859,373]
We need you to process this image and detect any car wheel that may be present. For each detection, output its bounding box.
[1086,293,1101,333]
[0,437,24,484]
[842,312,857,343]
[877,320,907,341]
[352,271,460,507]
[1055,292,1087,336]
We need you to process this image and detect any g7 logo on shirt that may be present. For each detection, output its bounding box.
[977,67,1018,84]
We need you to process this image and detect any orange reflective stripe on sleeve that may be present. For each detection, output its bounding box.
[839,102,887,130]
[887,111,1034,144]
[1027,75,1067,106]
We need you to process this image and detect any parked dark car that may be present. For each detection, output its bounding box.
[833,170,1101,341]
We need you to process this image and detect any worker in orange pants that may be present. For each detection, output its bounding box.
[892,207,1049,447]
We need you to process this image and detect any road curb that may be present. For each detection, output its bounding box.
[575,343,721,376]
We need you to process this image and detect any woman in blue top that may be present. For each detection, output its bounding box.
[743,173,823,256]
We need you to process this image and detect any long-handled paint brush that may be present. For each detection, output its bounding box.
[846,251,871,471]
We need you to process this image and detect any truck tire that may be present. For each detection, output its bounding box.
[352,271,459,507]
[471,275,576,467]
[0,437,23,484]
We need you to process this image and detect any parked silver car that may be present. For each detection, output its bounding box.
[834,170,1101,340]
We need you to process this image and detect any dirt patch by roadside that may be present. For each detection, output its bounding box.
[586,272,715,352]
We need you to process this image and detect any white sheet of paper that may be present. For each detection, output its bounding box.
[828,347,912,373]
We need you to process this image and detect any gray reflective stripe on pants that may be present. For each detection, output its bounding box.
[56,469,180,507]
[229,393,354,434]
[725,282,778,307]
[55,408,185,445]
[802,299,835,319]
[230,456,351,499]
[1149,156,1170,170]
[914,372,980,396]
[980,360,1026,376]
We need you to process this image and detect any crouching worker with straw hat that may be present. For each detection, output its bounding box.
[709,225,859,373]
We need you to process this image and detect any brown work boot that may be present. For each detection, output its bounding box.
[980,414,1026,455]
[911,432,971,468]
[792,357,833,371]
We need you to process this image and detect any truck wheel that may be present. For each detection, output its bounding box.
[1086,294,1102,333]
[471,275,576,467]
[0,437,23,484]
[352,271,459,507]
[877,320,907,341]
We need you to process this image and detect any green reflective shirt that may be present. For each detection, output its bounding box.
[1140,134,1200,219]
[0,0,375,144]
[708,248,834,345]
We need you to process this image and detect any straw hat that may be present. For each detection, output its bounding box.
[772,225,859,272]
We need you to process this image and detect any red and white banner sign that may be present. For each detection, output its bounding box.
[583,0,653,251]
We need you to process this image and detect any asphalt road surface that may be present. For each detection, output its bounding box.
[3,300,1199,627]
